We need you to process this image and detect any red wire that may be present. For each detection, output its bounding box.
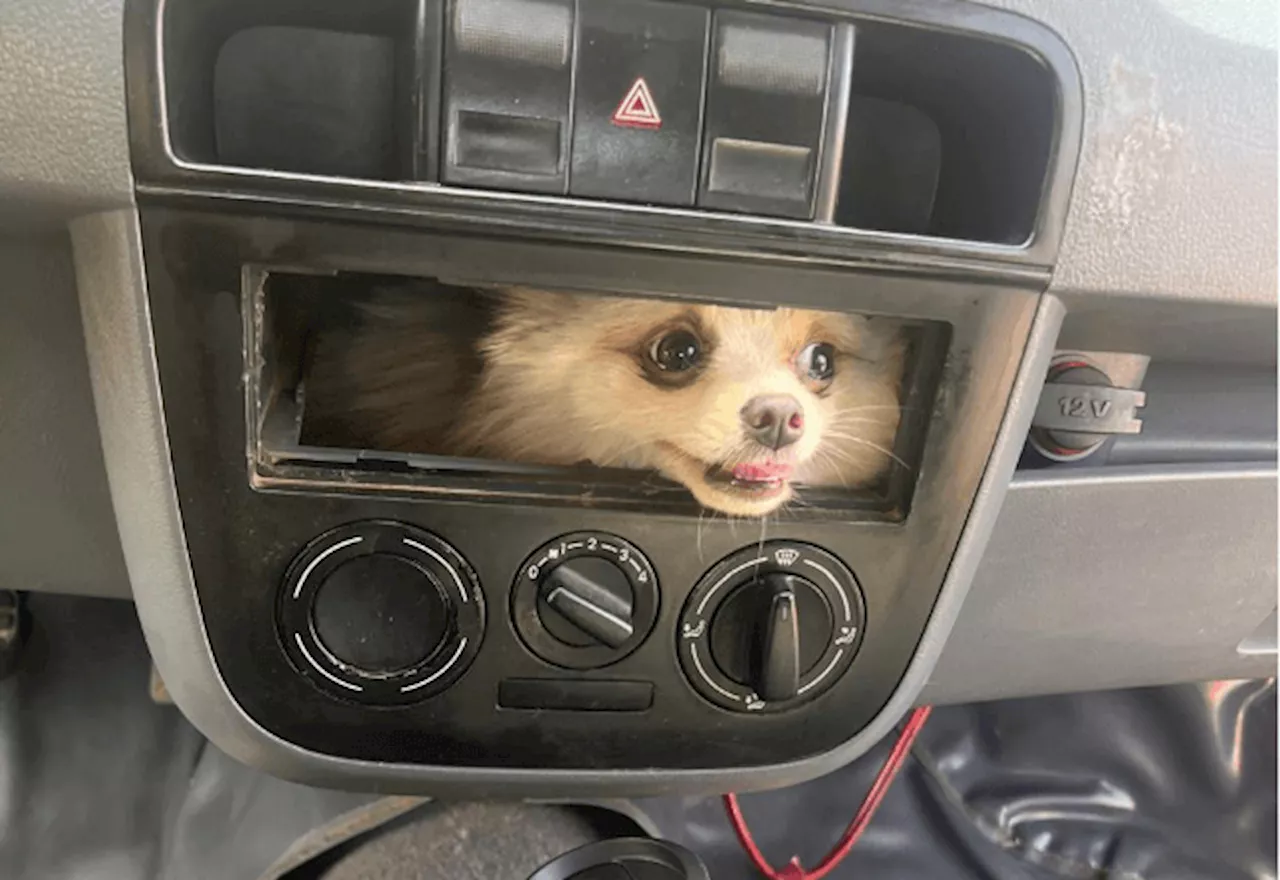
[724,705,933,880]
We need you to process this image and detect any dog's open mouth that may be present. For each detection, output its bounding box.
[655,442,797,514]
[703,460,793,497]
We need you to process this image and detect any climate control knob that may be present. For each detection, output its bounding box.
[278,521,485,704]
[512,532,658,669]
[709,572,835,703]
[539,557,636,648]
[678,542,864,713]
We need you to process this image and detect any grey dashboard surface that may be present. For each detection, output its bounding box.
[0,0,1275,710]
[924,465,1277,705]
[984,0,1277,307]
[0,234,131,599]
[0,0,132,229]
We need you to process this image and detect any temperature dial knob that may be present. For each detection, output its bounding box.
[513,532,659,669]
[678,541,864,713]
[709,572,834,703]
[278,521,485,704]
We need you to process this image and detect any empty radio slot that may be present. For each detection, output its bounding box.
[248,270,948,518]
[833,21,1057,245]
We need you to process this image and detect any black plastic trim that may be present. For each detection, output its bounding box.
[124,0,1083,271]
[137,207,1042,775]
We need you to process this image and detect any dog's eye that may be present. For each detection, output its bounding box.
[650,330,702,373]
[798,342,836,387]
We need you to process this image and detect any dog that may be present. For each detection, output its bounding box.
[301,283,906,517]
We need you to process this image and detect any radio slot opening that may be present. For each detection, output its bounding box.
[248,268,948,519]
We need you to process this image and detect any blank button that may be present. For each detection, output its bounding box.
[452,0,572,68]
[498,678,654,712]
[453,111,561,175]
[716,21,828,95]
[707,138,813,202]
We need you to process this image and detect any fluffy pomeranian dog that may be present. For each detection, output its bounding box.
[302,284,906,517]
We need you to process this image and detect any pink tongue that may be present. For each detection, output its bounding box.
[732,461,793,483]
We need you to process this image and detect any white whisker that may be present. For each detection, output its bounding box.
[828,437,909,469]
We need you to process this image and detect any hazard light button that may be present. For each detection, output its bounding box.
[569,0,709,206]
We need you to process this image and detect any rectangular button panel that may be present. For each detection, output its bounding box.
[569,0,709,205]
[441,0,574,193]
[437,0,848,216]
[697,10,833,218]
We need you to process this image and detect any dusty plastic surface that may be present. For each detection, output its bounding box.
[0,236,132,598]
[925,465,1277,704]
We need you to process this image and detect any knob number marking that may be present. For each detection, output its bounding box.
[512,532,659,670]
[525,538,641,583]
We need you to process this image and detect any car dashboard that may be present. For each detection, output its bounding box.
[0,0,1274,798]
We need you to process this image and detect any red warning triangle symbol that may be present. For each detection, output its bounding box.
[611,77,662,130]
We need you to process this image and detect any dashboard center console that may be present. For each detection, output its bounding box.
[98,0,1080,794]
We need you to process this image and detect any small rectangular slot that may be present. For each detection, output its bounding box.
[498,679,654,712]
[248,269,948,518]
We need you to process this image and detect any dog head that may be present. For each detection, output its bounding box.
[460,290,906,516]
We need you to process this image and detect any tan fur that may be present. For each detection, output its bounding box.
[448,289,906,516]
[300,286,490,452]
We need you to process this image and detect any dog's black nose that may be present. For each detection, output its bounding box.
[740,394,805,450]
